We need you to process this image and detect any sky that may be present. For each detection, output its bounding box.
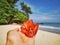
[15,0,60,23]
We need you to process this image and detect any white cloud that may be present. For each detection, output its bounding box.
[30,14,57,23]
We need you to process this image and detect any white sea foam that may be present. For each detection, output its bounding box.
[39,25,60,30]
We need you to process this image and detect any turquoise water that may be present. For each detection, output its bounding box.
[40,23,60,27]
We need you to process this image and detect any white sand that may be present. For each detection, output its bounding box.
[0,25,60,45]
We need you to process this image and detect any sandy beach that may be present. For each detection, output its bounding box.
[0,25,60,45]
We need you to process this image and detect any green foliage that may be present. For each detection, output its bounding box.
[7,0,19,8]
[20,2,32,15]
[0,0,29,24]
[14,12,28,21]
[0,19,8,24]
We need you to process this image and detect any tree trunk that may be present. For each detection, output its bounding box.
[8,16,13,24]
[26,13,29,20]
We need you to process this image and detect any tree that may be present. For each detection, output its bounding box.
[7,0,19,4]
[0,0,28,24]
[7,0,19,7]
[20,2,32,15]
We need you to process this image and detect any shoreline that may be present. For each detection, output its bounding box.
[39,25,60,34]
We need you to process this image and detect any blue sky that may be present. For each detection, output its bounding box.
[15,0,60,23]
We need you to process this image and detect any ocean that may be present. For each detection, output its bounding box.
[39,23,60,34]
[40,23,60,27]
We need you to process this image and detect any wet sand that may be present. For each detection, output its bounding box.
[0,25,60,45]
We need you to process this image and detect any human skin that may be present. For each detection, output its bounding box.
[6,28,35,45]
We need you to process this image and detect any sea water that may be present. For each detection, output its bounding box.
[41,23,60,27]
[39,23,60,34]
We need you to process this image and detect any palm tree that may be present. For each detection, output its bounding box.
[20,2,32,15]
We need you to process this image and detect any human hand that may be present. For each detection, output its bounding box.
[6,28,35,45]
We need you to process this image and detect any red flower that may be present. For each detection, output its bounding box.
[21,20,39,38]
